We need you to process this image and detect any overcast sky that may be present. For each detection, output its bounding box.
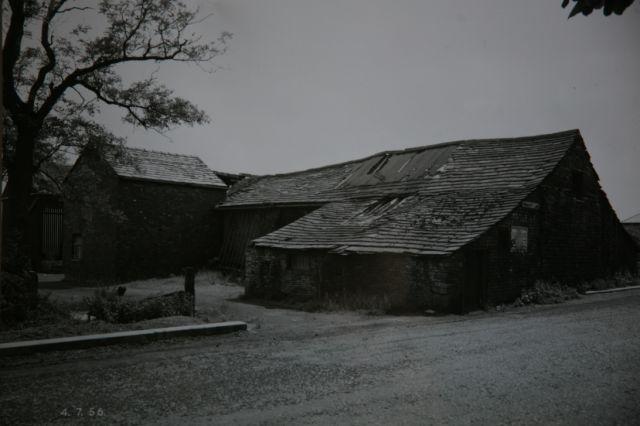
[97,0,640,219]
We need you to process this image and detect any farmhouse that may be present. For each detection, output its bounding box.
[218,129,636,312]
[63,145,227,282]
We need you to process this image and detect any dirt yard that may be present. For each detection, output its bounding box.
[32,271,401,339]
[1,274,639,425]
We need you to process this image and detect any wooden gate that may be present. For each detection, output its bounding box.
[41,207,63,261]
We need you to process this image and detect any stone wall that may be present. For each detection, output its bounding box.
[461,138,637,305]
[245,247,464,311]
[218,207,316,270]
[622,224,640,270]
[115,179,226,281]
[245,247,322,299]
[63,151,120,282]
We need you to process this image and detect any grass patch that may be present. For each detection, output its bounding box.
[514,281,580,306]
[85,288,194,323]
[0,293,73,332]
[239,290,393,315]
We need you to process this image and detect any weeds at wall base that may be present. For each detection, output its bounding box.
[578,271,639,292]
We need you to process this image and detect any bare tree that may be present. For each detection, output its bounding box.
[1,0,230,271]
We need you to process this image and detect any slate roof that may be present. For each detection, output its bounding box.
[236,129,582,255]
[222,130,577,208]
[223,161,359,207]
[103,146,227,188]
[254,189,529,255]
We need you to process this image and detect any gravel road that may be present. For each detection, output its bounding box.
[1,288,639,425]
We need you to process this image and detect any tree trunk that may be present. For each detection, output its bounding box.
[2,120,39,273]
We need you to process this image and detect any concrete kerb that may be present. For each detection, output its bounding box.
[0,321,247,357]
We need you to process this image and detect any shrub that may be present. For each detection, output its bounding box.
[514,281,579,306]
[85,288,193,323]
[0,292,72,331]
[1,271,42,326]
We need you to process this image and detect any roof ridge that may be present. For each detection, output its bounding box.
[249,129,580,181]
[116,144,205,161]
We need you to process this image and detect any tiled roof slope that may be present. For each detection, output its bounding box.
[103,146,226,188]
[223,161,360,207]
[249,129,581,255]
[254,189,529,254]
[222,130,578,207]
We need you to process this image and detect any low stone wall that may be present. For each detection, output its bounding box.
[244,247,463,311]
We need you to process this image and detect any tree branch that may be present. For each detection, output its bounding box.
[57,6,93,14]
[37,47,200,119]
[121,1,152,56]
[27,0,67,108]
[78,81,149,128]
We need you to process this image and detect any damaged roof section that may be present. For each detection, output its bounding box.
[253,188,528,254]
[337,144,456,187]
[222,130,579,208]
[103,146,227,188]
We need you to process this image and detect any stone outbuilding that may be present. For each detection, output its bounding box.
[218,129,636,312]
[63,145,227,282]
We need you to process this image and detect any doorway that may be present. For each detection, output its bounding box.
[461,250,488,313]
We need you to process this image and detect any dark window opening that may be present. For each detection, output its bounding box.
[367,154,390,175]
[499,227,511,250]
[71,234,83,260]
[571,171,584,197]
[510,226,528,253]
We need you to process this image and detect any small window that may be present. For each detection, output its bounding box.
[71,234,83,260]
[571,171,584,197]
[510,226,528,253]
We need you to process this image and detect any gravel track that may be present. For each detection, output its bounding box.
[1,288,639,425]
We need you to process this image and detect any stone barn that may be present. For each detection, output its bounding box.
[63,145,227,282]
[218,129,636,312]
